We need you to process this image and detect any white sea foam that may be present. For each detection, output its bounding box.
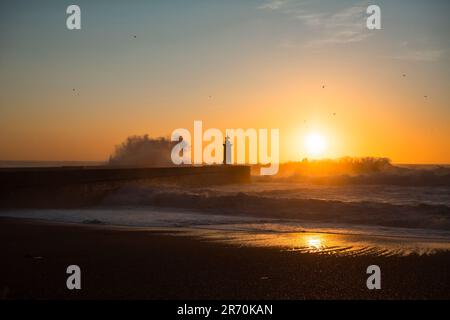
[1,181,449,256]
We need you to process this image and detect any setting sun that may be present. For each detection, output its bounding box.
[304,133,327,158]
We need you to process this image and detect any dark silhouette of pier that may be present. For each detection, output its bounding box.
[0,165,250,208]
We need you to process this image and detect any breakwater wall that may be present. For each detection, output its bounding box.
[0,165,250,208]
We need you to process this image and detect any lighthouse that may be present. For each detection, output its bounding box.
[223,136,232,165]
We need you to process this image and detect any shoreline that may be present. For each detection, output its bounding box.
[1,217,449,300]
[1,212,449,256]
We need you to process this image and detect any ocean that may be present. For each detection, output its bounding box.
[1,179,449,256]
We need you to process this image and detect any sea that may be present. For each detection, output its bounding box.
[1,161,449,256]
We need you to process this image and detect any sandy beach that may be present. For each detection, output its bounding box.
[0,217,449,300]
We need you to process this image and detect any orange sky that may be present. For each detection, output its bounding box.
[0,1,449,163]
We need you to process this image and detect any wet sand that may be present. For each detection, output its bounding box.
[0,218,449,300]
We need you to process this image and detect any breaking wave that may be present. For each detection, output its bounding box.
[101,184,450,231]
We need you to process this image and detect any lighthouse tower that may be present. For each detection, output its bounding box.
[223,136,232,165]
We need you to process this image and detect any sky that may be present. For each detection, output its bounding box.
[0,0,449,163]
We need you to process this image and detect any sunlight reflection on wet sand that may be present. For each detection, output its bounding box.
[175,228,450,257]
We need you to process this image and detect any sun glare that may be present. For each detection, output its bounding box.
[306,237,324,250]
[304,132,327,158]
